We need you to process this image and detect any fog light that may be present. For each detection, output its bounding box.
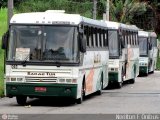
[11,86,17,90]
[17,78,23,82]
[65,88,71,93]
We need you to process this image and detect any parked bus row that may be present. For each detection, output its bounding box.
[1,10,158,105]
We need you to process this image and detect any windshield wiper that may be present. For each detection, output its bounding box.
[21,54,30,66]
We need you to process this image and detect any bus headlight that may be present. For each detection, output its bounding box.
[11,77,16,82]
[6,77,10,82]
[17,78,24,82]
[58,78,77,84]
[66,79,72,83]
[109,67,119,72]
[144,63,148,66]
[59,78,65,83]
[6,77,24,82]
[140,62,148,66]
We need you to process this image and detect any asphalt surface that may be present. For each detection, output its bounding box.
[0,71,160,119]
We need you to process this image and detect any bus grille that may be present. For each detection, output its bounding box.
[25,77,57,83]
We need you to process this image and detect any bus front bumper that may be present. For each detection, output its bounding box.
[139,66,148,74]
[6,83,77,98]
[108,72,118,83]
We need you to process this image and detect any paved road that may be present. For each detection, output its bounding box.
[0,71,160,116]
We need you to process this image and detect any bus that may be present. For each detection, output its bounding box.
[105,21,139,88]
[138,31,158,75]
[2,10,109,105]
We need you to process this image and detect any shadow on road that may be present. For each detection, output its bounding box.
[23,97,76,107]
[16,93,100,107]
[105,80,132,90]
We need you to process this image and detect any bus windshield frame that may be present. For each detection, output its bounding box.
[108,30,119,58]
[7,24,79,66]
[139,37,148,57]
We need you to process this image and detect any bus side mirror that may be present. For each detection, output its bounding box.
[2,31,9,49]
[79,32,86,53]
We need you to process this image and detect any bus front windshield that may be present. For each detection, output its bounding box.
[108,30,119,58]
[139,37,148,56]
[8,25,79,63]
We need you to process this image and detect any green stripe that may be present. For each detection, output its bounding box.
[6,83,77,98]
[139,66,148,74]
[108,72,118,82]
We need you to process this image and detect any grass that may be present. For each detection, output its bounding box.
[0,8,7,97]
[156,38,160,70]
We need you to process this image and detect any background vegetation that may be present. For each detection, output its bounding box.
[0,0,160,97]
[0,8,7,97]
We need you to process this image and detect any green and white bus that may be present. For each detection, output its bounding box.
[138,31,158,75]
[2,10,109,105]
[105,21,139,88]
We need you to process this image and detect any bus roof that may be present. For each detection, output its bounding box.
[149,32,157,38]
[138,31,149,37]
[105,21,139,31]
[10,10,107,28]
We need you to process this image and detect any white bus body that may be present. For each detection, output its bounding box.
[105,21,139,88]
[138,31,158,75]
[3,10,109,104]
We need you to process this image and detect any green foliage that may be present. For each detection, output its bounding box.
[110,0,148,24]
[0,8,7,97]
[16,0,93,18]
[156,36,160,70]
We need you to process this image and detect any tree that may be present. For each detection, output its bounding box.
[109,0,148,24]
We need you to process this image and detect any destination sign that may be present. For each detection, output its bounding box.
[27,72,55,76]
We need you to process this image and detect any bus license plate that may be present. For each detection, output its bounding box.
[35,87,47,92]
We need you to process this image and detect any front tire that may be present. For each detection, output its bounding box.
[16,96,27,105]
[130,67,136,84]
[76,82,85,104]
[97,74,103,95]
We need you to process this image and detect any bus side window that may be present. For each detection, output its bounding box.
[97,29,100,48]
[84,26,89,47]
[99,29,102,47]
[132,32,134,46]
[127,31,130,45]
[95,28,98,47]
[88,27,92,48]
[124,31,127,46]
[92,28,95,47]
[136,32,139,45]
[103,30,107,47]
[91,27,94,47]
[101,29,104,47]
[134,32,136,46]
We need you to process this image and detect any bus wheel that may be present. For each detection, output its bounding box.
[130,77,135,84]
[117,81,122,88]
[130,70,136,84]
[97,74,103,95]
[76,82,85,104]
[16,96,27,105]
[145,71,148,76]
[151,63,155,74]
